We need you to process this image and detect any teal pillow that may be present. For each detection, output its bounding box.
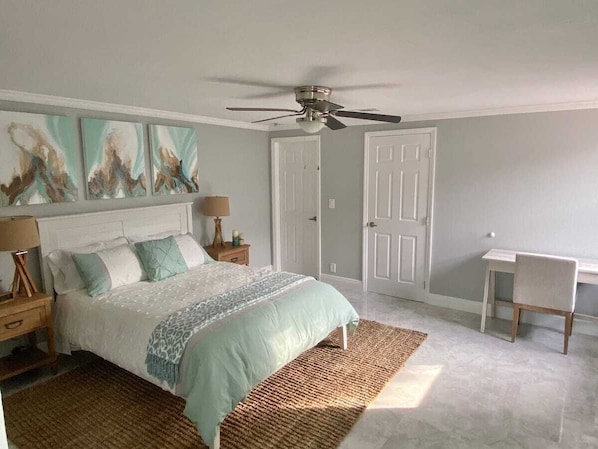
[135,235,188,282]
[72,252,111,297]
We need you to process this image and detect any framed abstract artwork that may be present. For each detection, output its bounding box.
[0,111,78,206]
[149,124,199,195]
[81,118,146,199]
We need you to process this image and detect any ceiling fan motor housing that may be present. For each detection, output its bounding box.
[294,85,332,107]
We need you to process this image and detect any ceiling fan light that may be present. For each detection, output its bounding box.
[296,117,326,133]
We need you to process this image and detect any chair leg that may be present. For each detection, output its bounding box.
[511,305,520,343]
[563,312,573,355]
[569,312,574,336]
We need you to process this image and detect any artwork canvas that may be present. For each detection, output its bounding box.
[149,124,199,195]
[0,111,78,206]
[82,118,146,199]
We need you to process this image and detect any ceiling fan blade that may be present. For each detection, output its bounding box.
[335,110,402,123]
[310,100,344,113]
[227,107,302,113]
[241,91,293,100]
[325,116,347,130]
[251,113,304,124]
[207,77,294,90]
[333,83,400,92]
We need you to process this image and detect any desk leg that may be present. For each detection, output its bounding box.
[489,270,496,318]
[480,266,491,333]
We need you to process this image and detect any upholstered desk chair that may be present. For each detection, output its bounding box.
[512,253,578,354]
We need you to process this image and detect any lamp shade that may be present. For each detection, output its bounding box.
[0,216,40,251]
[203,196,230,217]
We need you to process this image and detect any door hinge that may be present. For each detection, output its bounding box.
[423,216,430,226]
[317,165,320,171]
[424,280,426,290]
[428,148,433,158]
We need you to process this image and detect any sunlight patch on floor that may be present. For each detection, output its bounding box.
[369,365,443,409]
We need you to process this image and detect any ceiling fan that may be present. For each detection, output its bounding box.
[226,85,401,133]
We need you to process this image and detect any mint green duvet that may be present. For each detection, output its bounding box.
[178,279,359,445]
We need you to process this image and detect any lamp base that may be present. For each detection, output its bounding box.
[212,217,226,249]
[11,250,38,298]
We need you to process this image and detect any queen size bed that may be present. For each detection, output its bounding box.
[37,203,359,449]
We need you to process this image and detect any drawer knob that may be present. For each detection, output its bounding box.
[230,257,239,262]
[5,319,23,330]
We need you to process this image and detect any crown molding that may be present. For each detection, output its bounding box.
[0,89,270,132]
[268,99,598,131]
[3,89,595,133]
[400,99,598,122]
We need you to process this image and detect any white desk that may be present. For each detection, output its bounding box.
[480,249,598,332]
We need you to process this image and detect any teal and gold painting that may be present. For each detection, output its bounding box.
[0,111,78,206]
[149,124,199,195]
[82,118,146,199]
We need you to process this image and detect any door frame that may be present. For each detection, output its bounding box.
[271,135,322,278]
[362,127,437,298]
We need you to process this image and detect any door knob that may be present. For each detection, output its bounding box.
[367,221,378,228]
[308,216,317,222]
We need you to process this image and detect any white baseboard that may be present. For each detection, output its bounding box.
[319,274,363,287]
[298,274,598,338]
[426,293,598,337]
[425,292,484,315]
[492,302,598,338]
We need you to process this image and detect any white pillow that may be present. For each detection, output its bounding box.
[127,230,181,244]
[47,237,128,294]
[175,234,206,268]
[72,244,147,297]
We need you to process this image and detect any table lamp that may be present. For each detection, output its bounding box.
[202,196,230,248]
[0,216,41,299]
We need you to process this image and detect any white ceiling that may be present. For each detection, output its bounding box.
[1,1,598,128]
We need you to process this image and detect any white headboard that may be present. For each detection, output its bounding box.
[37,202,194,295]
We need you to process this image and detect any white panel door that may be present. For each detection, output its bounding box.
[274,137,319,278]
[366,131,432,301]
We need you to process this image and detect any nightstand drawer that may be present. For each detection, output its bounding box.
[204,242,250,266]
[222,250,247,265]
[0,307,45,339]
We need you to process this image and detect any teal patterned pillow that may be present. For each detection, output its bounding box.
[135,235,188,282]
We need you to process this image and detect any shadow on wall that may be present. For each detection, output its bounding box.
[430,252,485,301]
[195,195,212,245]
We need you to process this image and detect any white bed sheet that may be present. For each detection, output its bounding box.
[54,262,272,394]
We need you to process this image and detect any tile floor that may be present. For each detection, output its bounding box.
[333,279,598,449]
[2,279,597,449]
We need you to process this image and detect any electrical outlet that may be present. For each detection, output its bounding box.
[328,198,335,209]
[329,262,336,273]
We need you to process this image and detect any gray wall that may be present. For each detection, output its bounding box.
[0,100,272,294]
[272,108,598,315]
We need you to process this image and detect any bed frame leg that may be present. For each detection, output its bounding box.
[341,324,348,350]
[211,425,220,449]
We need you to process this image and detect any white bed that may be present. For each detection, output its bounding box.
[53,262,273,392]
[37,203,358,449]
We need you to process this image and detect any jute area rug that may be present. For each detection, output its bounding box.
[4,320,427,449]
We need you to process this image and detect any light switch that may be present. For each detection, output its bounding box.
[328,198,336,209]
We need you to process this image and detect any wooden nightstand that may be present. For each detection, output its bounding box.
[0,293,57,381]
[204,242,250,265]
